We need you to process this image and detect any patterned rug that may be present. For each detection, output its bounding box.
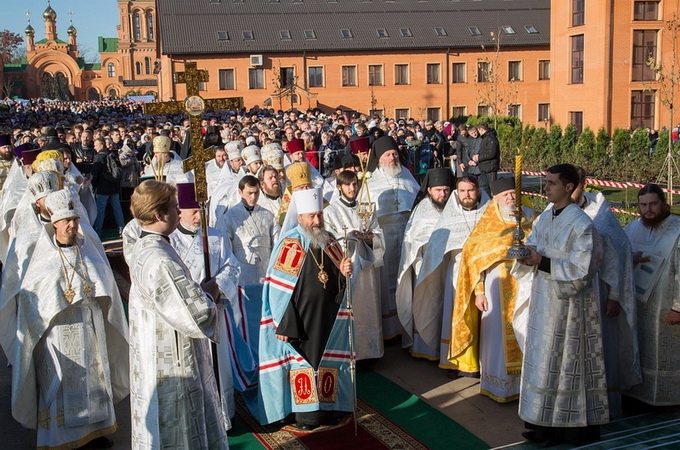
[234,397,429,450]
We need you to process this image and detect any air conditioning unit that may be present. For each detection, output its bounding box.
[250,55,263,67]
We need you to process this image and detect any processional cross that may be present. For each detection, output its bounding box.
[143,61,243,201]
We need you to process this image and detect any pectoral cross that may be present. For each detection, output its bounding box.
[143,61,243,202]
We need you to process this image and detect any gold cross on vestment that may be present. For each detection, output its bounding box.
[143,61,243,202]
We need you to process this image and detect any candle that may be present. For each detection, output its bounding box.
[515,151,522,211]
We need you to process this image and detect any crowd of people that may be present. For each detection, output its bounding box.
[0,97,677,449]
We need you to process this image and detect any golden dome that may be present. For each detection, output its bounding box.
[43,3,57,21]
[25,23,35,36]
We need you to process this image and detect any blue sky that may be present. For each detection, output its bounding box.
[0,1,119,62]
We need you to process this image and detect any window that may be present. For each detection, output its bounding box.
[538,60,550,80]
[280,67,294,88]
[452,106,466,118]
[219,69,235,90]
[501,26,515,35]
[369,109,383,118]
[434,27,447,37]
[133,12,141,40]
[368,65,383,86]
[452,63,466,83]
[146,11,154,40]
[108,89,118,98]
[198,82,207,92]
[308,66,323,87]
[508,104,521,118]
[469,26,482,36]
[524,25,538,34]
[572,0,584,27]
[135,61,141,75]
[144,57,151,75]
[242,30,254,40]
[279,30,291,40]
[340,29,353,39]
[477,105,490,116]
[631,90,655,129]
[395,64,409,85]
[342,66,357,86]
[400,28,413,37]
[477,61,490,82]
[377,29,389,38]
[303,29,317,40]
[426,63,441,84]
[395,108,410,119]
[571,34,584,84]
[107,62,116,78]
[426,107,441,122]
[508,61,522,81]
[248,68,265,89]
[632,30,657,81]
[634,1,659,20]
[217,31,229,40]
[538,103,550,122]
[569,111,584,134]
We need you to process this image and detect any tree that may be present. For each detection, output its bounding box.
[473,29,519,129]
[0,30,23,64]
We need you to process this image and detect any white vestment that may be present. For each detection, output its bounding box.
[64,163,97,224]
[127,233,229,449]
[415,192,489,368]
[324,196,385,360]
[218,202,279,286]
[170,226,241,423]
[396,197,444,359]
[625,215,680,406]
[0,160,28,263]
[518,204,609,427]
[208,168,244,228]
[142,155,187,184]
[206,159,227,198]
[579,192,641,416]
[366,166,419,338]
[256,192,282,217]
[12,229,129,449]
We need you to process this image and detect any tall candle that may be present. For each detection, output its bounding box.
[515,151,522,211]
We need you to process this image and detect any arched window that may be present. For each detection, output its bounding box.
[146,11,154,40]
[108,88,118,98]
[107,62,116,78]
[88,88,100,101]
[145,57,151,75]
[135,61,142,75]
[133,12,141,41]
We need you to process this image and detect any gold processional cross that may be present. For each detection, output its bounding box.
[142,61,243,201]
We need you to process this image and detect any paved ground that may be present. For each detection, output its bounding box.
[0,341,525,449]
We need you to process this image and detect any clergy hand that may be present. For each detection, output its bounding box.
[340,257,353,277]
[632,252,650,265]
[664,310,680,325]
[275,334,290,342]
[605,300,621,317]
[475,294,488,312]
[520,246,542,266]
[201,277,220,302]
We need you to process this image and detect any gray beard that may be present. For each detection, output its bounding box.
[300,225,331,249]
[380,164,402,178]
[499,204,516,221]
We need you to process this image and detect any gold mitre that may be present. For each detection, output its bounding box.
[153,135,171,153]
[285,161,313,190]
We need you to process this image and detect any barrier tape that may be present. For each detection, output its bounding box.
[521,191,640,217]
[500,169,680,195]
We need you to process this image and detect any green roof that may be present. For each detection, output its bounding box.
[35,38,68,45]
[3,63,28,72]
[98,37,118,53]
[84,63,101,71]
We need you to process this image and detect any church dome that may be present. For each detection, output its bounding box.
[43,3,57,21]
[67,24,77,36]
[25,23,35,36]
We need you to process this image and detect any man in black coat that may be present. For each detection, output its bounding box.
[476,122,500,197]
[91,137,126,236]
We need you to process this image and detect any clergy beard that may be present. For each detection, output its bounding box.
[263,184,282,198]
[499,204,516,221]
[642,211,670,228]
[300,225,331,249]
[430,197,446,211]
[380,164,402,178]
